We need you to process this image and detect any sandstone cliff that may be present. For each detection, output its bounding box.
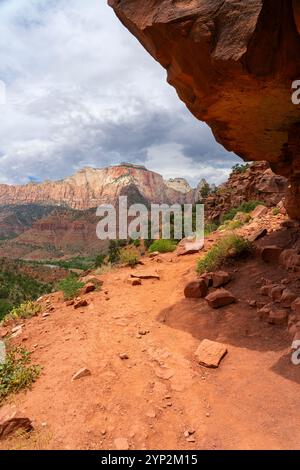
[0,164,197,210]
[108,0,300,217]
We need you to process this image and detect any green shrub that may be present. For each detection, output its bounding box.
[57,275,84,300]
[120,248,140,267]
[0,348,40,403]
[231,163,250,174]
[7,301,42,321]
[108,240,121,264]
[272,207,280,216]
[148,239,177,253]
[204,223,219,236]
[197,235,252,274]
[95,254,105,268]
[222,201,265,222]
[218,219,244,231]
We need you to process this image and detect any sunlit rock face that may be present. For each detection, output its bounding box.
[109,0,300,217]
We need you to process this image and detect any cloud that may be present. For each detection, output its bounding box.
[0,0,241,186]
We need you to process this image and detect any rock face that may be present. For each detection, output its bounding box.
[205,162,287,222]
[108,1,300,217]
[0,163,197,210]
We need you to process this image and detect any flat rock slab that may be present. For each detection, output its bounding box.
[0,405,33,440]
[195,339,228,368]
[247,228,267,242]
[131,272,160,280]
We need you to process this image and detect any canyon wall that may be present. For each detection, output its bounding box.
[108,0,300,217]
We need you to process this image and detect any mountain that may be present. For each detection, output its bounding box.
[0,163,198,210]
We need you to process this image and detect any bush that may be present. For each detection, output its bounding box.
[272,207,280,216]
[108,240,121,264]
[148,239,177,253]
[95,254,105,268]
[222,201,265,222]
[204,223,219,235]
[197,235,252,274]
[120,248,140,267]
[6,301,42,321]
[218,219,244,231]
[0,348,40,403]
[231,163,250,174]
[57,275,84,300]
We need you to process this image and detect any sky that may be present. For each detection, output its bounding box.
[0,0,241,187]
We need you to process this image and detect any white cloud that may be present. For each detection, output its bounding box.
[0,0,240,186]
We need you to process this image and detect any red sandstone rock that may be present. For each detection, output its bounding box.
[74,299,88,309]
[261,246,283,263]
[184,280,208,299]
[195,339,228,368]
[250,205,268,219]
[71,368,91,381]
[268,308,289,326]
[205,289,236,309]
[109,0,300,218]
[82,282,96,294]
[0,405,33,440]
[280,289,297,308]
[211,271,232,288]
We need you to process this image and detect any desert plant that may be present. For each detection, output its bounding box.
[7,301,42,321]
[197,234,252,274]
[0,348,40,403]
[120,248,140,267]
[94,254,105,268]
[148,239,177,253]
[204,222,219,235]
[108,240,121,264]
[272,207,280,216]
[57,274,84,300]
[231,163,250,174]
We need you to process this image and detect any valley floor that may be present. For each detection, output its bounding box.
[1,227,300,450]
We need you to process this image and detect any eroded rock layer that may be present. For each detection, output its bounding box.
[109,0,300,216]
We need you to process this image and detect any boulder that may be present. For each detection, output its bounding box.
[177,240,204,256]
[200,273,213,287]
[279,249,300,269]
[184,280,208,299]
[205,289,236,309]
[0,405,33,440]
[247,228,268,243]
[82,282,96,294]
[211,271,232,288]
[270,285,285,302]
[250,205,268,219]
[268,308,289,326]
[280,289,297,308]
[261,246,283,263]
[74,299,88,309]
[195,339,228,368]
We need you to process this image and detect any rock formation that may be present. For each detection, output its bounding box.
[108,0,300,217]
[205,162,287,221]
[0,164,197,210]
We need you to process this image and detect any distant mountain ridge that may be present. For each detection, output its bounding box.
[0,163,205,210]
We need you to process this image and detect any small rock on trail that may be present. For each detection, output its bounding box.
[195,339,228,368]
[184,280,208,299]
[0,405,33,440]
[205,289,236,308]
[114,437,129,450]
[71,367,91,381]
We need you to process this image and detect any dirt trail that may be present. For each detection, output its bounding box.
[1,232,300,450]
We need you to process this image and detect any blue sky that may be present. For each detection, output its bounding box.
[0,0,241,187]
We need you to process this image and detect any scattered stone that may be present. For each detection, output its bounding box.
[268,308,288,326]
[270,285,285,302]
[0,405,33,440]
[0,341,6,364]
[195,339,228,368]
[250,205,268,219]
[42,312,50,318]
[66,300,74,306]
[200,273,213,287]
[71,367,91,381]
[138,329,148,336]
[211,271,231,288]
[186,436,196,443]
[149,251,159,258]
[248,300,256,308]
[261,246,283,263]
[247,228,267,242]
[154,367,175,380]
[82,282,96,294]
[184,279,208,299]
[279,249,300,269]
[74,299,88,309]
[0,327,8,339]
[280,289,297,308]
[146,409,156,418]
[114,437,129,450]
[177,240,204,256]
[206,412,211,418]
[119,353,129,360]
[11,325,22,334]
[205,289,236,309]
[127,278,142,286]
[258,304,272,320]
[130,272,160,280]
